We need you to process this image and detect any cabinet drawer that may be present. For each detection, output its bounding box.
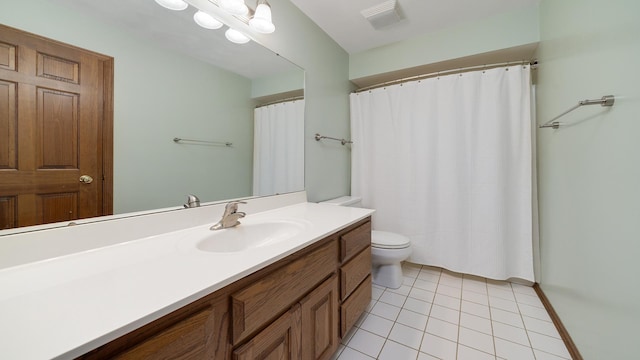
[340,221,371,263]
[113,307,213,359]
[340,247,371,301]
[340,275,371,337]
[232,239,339,345]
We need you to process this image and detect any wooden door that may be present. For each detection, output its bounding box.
[300,275,339,360]
[0,24,113,229]
[233,305,302,360]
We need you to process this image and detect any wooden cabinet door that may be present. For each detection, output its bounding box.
[0,24,113,229]
[300,274,339,360]
[233,305,302,360]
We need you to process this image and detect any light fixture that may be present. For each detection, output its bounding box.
[225,28,250,44]
[249,0,275,34]
[193,10,223,29]
[154,0,188,11]
[219,0,249,16]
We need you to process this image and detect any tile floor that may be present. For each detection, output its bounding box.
[332,263,572,360]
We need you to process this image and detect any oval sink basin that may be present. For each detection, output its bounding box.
[195,220,308,253]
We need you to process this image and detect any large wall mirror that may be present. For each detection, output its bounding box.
[0,0,305,233]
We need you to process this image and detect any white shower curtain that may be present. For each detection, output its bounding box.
[252,99,305,196]
[350,66,535,282]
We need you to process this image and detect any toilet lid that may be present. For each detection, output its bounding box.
[371,230,411,249]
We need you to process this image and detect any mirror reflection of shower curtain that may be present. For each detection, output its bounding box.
[253,100,305,197]
[350,66,535,282]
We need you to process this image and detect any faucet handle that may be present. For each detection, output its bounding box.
[224,201,247,213]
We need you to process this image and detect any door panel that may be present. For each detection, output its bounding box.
[0,25,113,229]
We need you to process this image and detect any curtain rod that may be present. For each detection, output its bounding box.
[256,95,304,108]
[354,60,537,93]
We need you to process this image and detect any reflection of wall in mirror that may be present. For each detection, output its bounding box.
[0,0,303,221]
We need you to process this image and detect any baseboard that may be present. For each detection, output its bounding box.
[533,283,583,360]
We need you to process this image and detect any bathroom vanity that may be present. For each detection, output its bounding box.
[79,217,371,360]
[0,195,373,360]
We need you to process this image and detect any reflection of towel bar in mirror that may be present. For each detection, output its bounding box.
[173,137,232,147]
[539,95,615,129]
[315,133,353,145]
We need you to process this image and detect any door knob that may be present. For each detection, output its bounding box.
[79,175,93,184]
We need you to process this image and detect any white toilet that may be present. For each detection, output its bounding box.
[320,196,412,289]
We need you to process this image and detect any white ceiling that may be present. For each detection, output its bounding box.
[289,0,540,54]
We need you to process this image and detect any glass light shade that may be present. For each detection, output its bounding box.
[249,3,275,34]
[193,10,223,29]
[219,0,249,16]
[154,0,188,11]
[225,28,250,44]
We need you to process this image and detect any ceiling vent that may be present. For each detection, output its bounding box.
[361,0,403,30]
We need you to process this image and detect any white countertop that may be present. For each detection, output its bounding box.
[0,202,373,360]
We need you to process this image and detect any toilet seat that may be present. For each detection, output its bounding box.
[371,230,410,249]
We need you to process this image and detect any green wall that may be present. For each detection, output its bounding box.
[349,4,540,80]
[0,0,255,213]
[536,1,640,358]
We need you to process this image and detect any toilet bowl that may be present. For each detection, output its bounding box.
[319,196,412,289]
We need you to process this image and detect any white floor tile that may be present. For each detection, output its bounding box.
[388,322,424,350]
[409,287,435,302]
[533,349,571,360]
[429,304,460,325]
[518,303,552,322]
[486,279,512,289]
[417,352,440,360]
[438,276,463,290]
[378,340,419,360]
[436,283,462,298]
[462,280,488,295]
[492,321,530,346]
[372,286,384,300]
[461,299,491,319]
[420,333,457,359]
[487,286,516,301]
[514,292,545,308]
[457,344,496,360]
[425,317,459,342]
[403,276,417,286]
[460,312,492,335]
[522,315,561,338]
[338,346,375,360]
[417,271,441,283]
[403,297,432,315]
[433,293,461,311]
[458,327,495,355]
[528,331,572,359]
[413,278,438,292]
[370,301,401,321]
[379,290,408,307]
[347,329,386,358]
[490,307,524,328]
[488,296,520,313]
[396,308,429,331]
[387,284,412,296]
[332,267,562,360]
[462,289,490,306]
[359,314,394,338]
[494,338,536,360]
[510,283,537,296]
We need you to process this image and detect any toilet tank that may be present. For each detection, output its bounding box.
[319,196,363,207]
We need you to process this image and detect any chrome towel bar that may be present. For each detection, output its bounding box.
[173,137,232,147]
[315,133,353,145]
[539,95,615,129]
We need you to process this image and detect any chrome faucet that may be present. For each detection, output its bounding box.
[183,194,201,208]
[210,201,247,230]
